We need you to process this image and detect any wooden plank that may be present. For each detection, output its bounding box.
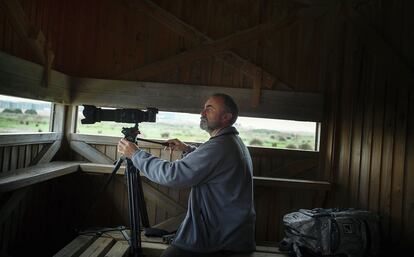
[0,0,45,63]
[53,235,97,257]
[0,188,28,225]
[0,51,70,103]
[358,54,374,209]
[368,59,386,212]
[72,79,324,122]
[261,158,317,177]
[380,81,397,238]
[80,163,126,175]
[118,13,297,81]
[390,87,409,241]
[142,180,186,216]
[152,212,185,233]
[346,8,414,85]
[9,146,17,171]
[17,145,25,169]
[51,104,66,133]
[141,241,167,257]
[403,92,414,245]
[79,237,115,257]
[0,132,62,146]
[253,176,330,191]
[104,241,129,257]
[70,141,113,164]
[0,161,80,192]
[127,0,276,88]
[1,147,11,173]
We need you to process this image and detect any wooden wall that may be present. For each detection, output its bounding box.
[0,143,83,256]
[0,0,326,93]
[323,1,414,253]
[3,0,414,254]
[69,140,322,243]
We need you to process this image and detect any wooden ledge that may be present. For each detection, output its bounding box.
[0,161,80,192]
[80,163,331,191]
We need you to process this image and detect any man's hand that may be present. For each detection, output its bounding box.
[166,138,191,152]
[117,138,139,159]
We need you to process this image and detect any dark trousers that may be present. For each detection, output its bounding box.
[160,245,234,257]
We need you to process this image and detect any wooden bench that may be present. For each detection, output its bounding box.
[54,230,289,257]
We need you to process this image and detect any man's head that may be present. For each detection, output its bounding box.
[200,93,239,134]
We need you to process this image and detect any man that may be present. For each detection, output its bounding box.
[117,93,256,257]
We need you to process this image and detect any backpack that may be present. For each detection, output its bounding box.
[279,208,380,257]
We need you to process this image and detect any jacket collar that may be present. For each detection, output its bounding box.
[210,126,239,139]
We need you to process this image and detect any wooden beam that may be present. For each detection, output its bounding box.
[72,78,323,121]
[0,161,80,192]
[0,132,62,146]
[29,139,62,165]
[124,0,281,89]
[70,141,114,164]
[0,51,71,103]
[118,13,296,81]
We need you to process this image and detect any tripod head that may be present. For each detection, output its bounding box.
[122,123,141,143]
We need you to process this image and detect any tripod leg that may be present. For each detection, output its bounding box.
[126,160,142,256]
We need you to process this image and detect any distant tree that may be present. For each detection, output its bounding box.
[272,143,278,147]
[299,143,313,150]
[270,135,275,139]
[25,109,38,115]
[25,121,29,125]
[249,138,263,146]
[279,136,286,141]
[286,144,297,149]
[2,108,22,114]
[161,132,170,138]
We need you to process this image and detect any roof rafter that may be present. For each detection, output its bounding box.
[0,0,54,87]
[123,0,288,90]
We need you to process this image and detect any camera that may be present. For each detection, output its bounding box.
[81,105,158,124]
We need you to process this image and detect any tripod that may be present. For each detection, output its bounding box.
[106,125,169,256]
[109,156,147,257]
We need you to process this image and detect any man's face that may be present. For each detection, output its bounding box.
[200,96,228,133]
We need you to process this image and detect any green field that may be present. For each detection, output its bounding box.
[0,112,50,133]
[0,112,316,150]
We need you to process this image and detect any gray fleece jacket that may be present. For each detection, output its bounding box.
[131,126,256,253]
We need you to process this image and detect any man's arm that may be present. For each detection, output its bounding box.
[131,141,220,188]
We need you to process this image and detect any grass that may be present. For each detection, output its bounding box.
[0,112,50,133]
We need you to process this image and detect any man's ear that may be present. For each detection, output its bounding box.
[222,112,233,124]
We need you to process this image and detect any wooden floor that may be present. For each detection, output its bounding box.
[53,230,289,257]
